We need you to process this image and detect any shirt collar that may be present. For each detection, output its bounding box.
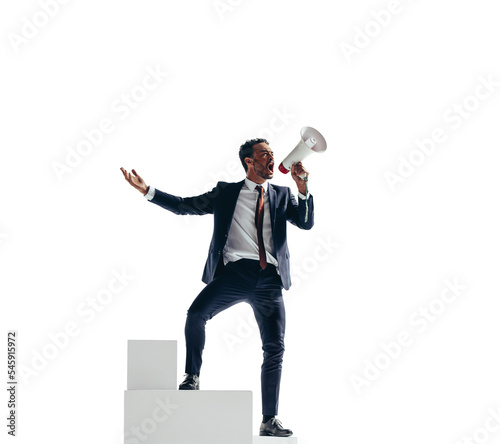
[244,177,268,194]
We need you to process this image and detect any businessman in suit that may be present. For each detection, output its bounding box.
[120,138,314,437]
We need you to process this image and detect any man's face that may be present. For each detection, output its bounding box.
[249,143,275,180]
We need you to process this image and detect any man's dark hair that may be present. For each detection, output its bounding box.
[239,138,269,172]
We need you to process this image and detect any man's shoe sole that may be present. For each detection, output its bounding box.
[259,432,293,437]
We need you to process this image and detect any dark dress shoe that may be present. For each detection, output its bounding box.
[178,374,199,390]
[259,417,293,437]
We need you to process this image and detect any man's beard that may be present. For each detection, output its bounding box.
[255,162,274,180]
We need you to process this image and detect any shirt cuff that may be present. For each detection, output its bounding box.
[298,191,309,200]
[144,186,156,201]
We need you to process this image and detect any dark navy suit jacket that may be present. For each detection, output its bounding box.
[149,180,314,290]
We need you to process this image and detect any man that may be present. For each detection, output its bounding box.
[120,138,314,437]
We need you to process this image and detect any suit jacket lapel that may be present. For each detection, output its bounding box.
[268,183,277,233]
[225,180,245,233]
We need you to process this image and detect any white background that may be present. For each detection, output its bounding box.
[1,0,500,443]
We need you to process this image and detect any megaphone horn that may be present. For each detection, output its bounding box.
[278,126,327,178]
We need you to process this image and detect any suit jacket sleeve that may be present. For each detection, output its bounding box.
[286,188,314,230]
[148,185,218,215]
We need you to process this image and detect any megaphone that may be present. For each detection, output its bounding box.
[278,126,327,178]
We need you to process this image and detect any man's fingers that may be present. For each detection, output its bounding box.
[131,169,143,182]
[121,167,141,184]
[291,163,309,179]
[122,167,147,195]
[121,168,133,181]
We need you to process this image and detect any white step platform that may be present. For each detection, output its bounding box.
[124,339,298,442]
[253,436,298,443]
[127,340,177,390]
[124,389,253,444]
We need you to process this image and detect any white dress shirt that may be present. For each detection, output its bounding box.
[144,178,308,272]
[222,178,278,268]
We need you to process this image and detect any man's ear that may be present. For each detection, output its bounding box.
[245,158,253,169]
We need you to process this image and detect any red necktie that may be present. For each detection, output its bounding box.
[255,185,267,270]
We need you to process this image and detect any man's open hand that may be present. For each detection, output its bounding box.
[120,167,149,195]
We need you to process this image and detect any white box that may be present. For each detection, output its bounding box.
[124,389,252,444]
[127,340,177,390]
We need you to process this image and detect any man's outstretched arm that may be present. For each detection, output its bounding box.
[120,167,215,215]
